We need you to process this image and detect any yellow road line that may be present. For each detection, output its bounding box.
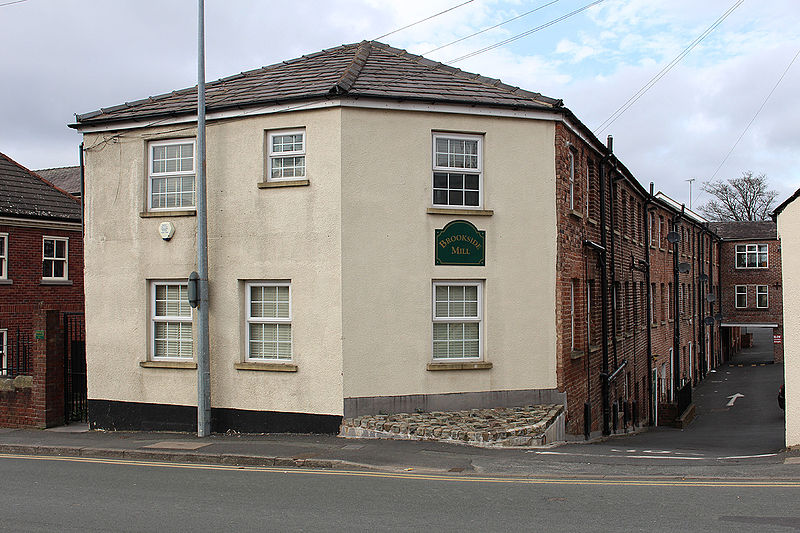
[1,453,798,488]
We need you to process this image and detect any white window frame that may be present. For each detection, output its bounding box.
[267,129,306,182]
[570,279,576,351]
[568,150,575,211]
[42,236,68,280]
[735,243,768,269]
[432,280,483,361]
[245,281,293,361]
[735,285,747,309]
[585,160,591,218]
[0,329,7,375]
[432,133,483,209]
[0,232,7,279]
[757,285,768,308]
[148,138,196,211]
[150,281,193,360]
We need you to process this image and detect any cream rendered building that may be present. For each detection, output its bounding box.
[72,41,582,432]
[774,191,800,448]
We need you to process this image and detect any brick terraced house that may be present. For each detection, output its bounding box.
[0,152,85,427]
[70,41,722,437]
[709,221,783,363]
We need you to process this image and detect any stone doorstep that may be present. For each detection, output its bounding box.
[340,404,564,448]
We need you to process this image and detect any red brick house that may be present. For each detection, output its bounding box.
[709,221,783,363]
[0,152,85,427]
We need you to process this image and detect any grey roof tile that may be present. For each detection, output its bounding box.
[708,221,777,241]
[0,154,81,222]
[73,41,561,127]
[35,166,81,195]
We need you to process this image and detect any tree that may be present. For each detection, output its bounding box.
[698,171,777,221]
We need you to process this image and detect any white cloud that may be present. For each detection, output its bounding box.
[0,0,797,204]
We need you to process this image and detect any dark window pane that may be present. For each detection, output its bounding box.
[53,261,64,278]
[433,190,448,204]
[465,174,479,190]
[55,240,66,257]
[464,191,479,206]
[449,190,463,205]
[449,174,463,189]
[433,173,448,188]
[43,260,50,278]
[44,240,54,257]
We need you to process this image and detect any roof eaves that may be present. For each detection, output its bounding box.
[772,187,800,221]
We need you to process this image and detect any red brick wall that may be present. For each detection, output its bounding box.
[554,123,722,436]
[718,239,783,362]
[0,221,83,428]
[0,310,66,428]
[0,223,84,336]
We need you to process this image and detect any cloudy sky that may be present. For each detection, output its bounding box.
[1,0,798,209]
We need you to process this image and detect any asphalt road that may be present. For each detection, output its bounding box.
[2,454,799,532]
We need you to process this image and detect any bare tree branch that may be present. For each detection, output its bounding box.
[698,171,777,221]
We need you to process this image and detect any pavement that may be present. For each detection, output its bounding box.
[0,328,794,479]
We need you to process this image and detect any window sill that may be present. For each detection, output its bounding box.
[427,207,494,216]
[589,344,601,354]
[587,217,598,226]
[569,209,583,219]
[651,323,658,329]
[427,361,492,371]
[140,360,197,369]
[139,210,196,218]
[235,362,298,372]
[0,279,11,285]
[257,179,309,189]
[40,279,72,286]
[570,350,584,360]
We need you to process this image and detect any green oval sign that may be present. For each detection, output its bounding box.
[435,220,485,266]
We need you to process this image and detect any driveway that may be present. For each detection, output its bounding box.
[545,332,785,463]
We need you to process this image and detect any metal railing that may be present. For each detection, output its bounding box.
[1,328,31,378]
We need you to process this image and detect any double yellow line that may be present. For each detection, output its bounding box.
[1,453,798,488]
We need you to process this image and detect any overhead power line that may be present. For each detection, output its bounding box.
[595,0,744,134]
[0,0,28,6]
[373,0,474,41]
[707,46,800,183]
[448,0,606,64]
[423,0,561,56]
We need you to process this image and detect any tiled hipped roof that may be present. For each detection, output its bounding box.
[0,153,81,222]
[72,41,562,127]
[708,221,777,241]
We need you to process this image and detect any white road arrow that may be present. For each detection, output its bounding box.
[726,393,744,407]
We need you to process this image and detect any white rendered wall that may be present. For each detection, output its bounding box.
[340,107,559,400]
[777,200,800,447]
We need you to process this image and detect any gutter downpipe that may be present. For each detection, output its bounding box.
[196,0,211,437]
[698,224,707,380]
[644,183,654,425]
[78,143,85,234]
[709,235,717,368]
[598,138,612,436]
[672,205,684,398]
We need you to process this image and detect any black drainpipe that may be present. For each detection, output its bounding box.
[672,207,683,398]
[698,224,707,380]
[598,140,612,437]
[644,183,654,425]
[709,236,717,367]
[79,142,85,234]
